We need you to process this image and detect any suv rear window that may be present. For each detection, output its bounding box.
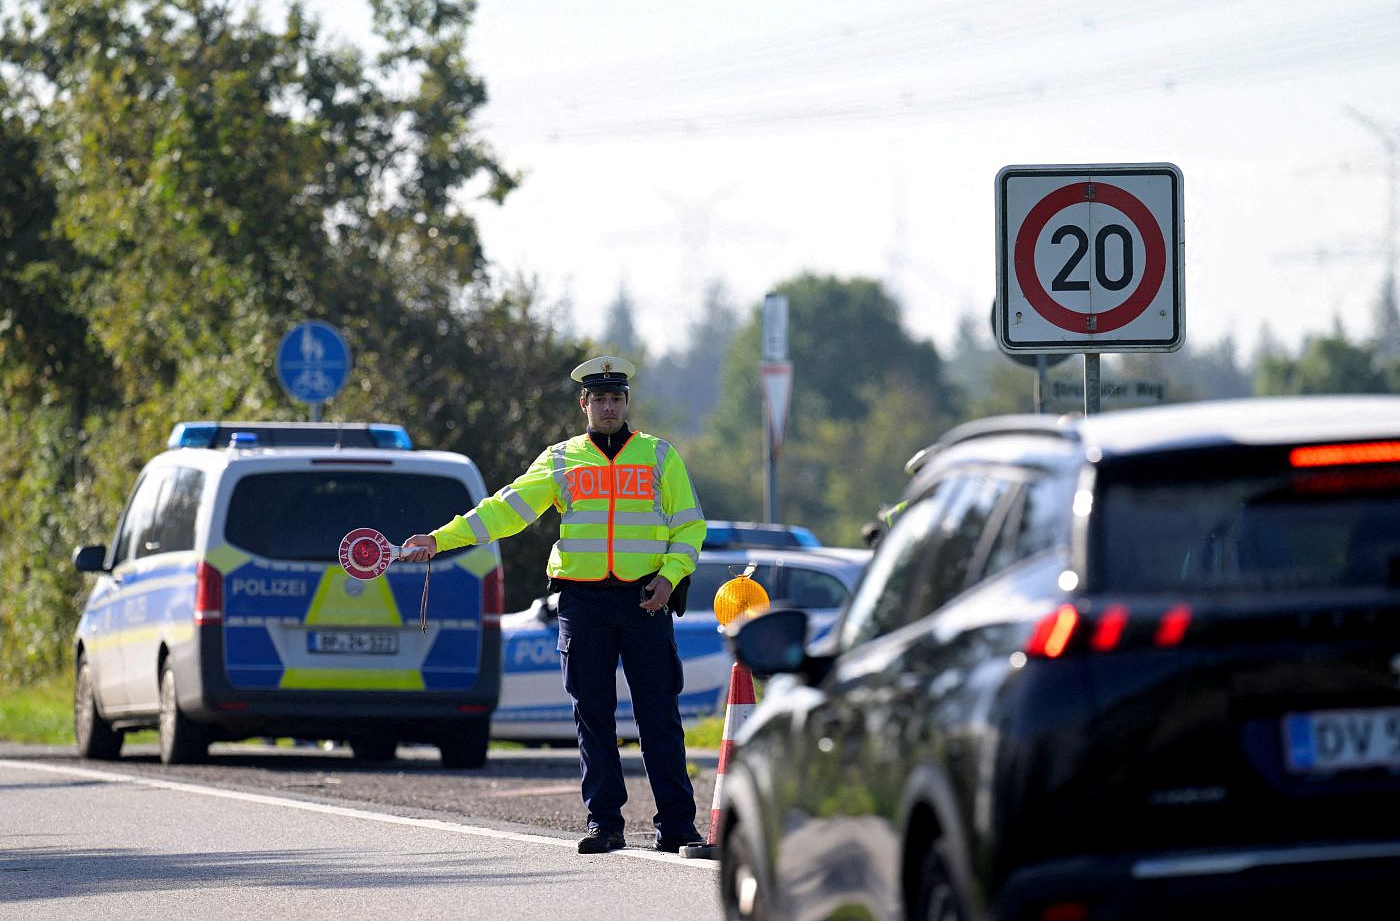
[1095,452,1400,593]
[225,472,474,561]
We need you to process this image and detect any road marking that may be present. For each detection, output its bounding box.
[483,782,580,798]
[0,759,717,869]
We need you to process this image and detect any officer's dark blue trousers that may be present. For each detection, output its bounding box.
[556,581,699,841]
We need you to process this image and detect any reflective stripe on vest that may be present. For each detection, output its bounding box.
[557,538,671,554]
[466,513,491,544]
[667,507,703,528]
[665,541,700,563]
[501,486,535,523]
[562,509,667,527]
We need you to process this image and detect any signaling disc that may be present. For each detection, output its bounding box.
[339,527,394,581]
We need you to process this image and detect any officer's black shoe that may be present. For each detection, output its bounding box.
[577,827,626,854]
[655,834,705,853]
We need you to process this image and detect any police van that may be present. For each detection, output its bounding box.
[71,421,504,767]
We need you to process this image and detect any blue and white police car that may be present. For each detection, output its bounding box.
[71,421,504,767]
[492,545,871,743]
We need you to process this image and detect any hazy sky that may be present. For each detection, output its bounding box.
[298,0,1400,360]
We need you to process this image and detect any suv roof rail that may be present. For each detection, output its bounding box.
[906,414,1080,474]
[168,421,413,450]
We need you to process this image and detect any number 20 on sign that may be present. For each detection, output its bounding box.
[996,163,1184,354]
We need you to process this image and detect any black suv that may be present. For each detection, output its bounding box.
[718,395,1400,921]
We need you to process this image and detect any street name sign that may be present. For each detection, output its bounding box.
[996,163,1184,354]
[1043,376,1169,410]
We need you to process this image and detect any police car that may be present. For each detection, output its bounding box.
[703,520,822,550]
[71,421,504,767]
[491,545,870,743]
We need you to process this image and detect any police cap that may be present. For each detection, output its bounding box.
[571,355,635,393]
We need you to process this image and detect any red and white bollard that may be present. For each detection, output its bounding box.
[683,660,757,860]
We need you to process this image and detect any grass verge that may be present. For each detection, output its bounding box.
[1,672,75,744]
[2,675,733,750]
[685,715,724,749]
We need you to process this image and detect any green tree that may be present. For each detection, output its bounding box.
[1256,333,1388,395]
[599,284,642,358]
[1372,274,1400,361]
[1115,336,1251,403]
[0,0,572,679]
[644,279,739,436]
[688,274,962,544]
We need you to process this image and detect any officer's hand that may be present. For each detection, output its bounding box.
[399,534,437,563]
[640,576,673,612]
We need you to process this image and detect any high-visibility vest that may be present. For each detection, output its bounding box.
[879,499,909,529]
[431,431,705,587]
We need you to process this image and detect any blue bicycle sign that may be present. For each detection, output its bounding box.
[276,321,350,406]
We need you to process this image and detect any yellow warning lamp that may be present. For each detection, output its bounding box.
[713,564,770,627]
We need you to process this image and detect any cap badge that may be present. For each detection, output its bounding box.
[602,361,613,373]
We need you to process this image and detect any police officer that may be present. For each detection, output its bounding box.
[400,356,707,855]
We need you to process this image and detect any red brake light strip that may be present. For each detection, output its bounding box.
[1290,441,1400,468]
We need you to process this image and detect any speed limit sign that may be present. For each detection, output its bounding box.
[996,163,1183,354]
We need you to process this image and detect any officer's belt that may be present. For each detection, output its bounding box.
[552,572,658,591]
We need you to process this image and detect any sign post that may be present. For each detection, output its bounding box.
[276,321,351,421]
[760,293,791,524]
[996,163,1184,413]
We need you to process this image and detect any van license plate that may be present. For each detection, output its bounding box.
[308,631,398,655]
[1284,708,1400,773]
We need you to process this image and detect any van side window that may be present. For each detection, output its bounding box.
[112,471,163,567]
[149,467,204,555]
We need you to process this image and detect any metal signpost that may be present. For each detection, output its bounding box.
[760,293,792,524]
[988,302,1071,413]
[996,163,1184,413]
[276,321,351,421]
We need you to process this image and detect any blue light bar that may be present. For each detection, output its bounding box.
[368,424,413,450]
[168,422,218,449]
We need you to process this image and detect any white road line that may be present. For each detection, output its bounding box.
[0,759,717,869]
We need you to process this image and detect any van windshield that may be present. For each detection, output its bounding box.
[225,471,474,561]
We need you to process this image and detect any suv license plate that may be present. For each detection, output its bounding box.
[1284,708,1400,773]
[308,631,398,655]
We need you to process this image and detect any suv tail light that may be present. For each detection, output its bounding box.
[1026,604,1079,658]
[482,567,504,629]
[1289,440,1400,468]
[194,561,223,624]
[1026,603,1192,657]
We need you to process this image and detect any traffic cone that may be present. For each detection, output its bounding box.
[682,659,757,860]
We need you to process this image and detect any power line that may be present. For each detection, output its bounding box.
[479,3,1400,143]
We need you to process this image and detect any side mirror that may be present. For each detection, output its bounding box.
[73,545,108,573]
[727,608,810,679]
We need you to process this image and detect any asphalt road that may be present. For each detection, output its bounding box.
[0,742,725,920]
[0,740,721,840]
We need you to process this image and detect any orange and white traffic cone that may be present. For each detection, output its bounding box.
[682,659,756,860]
[682,569,769,860]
